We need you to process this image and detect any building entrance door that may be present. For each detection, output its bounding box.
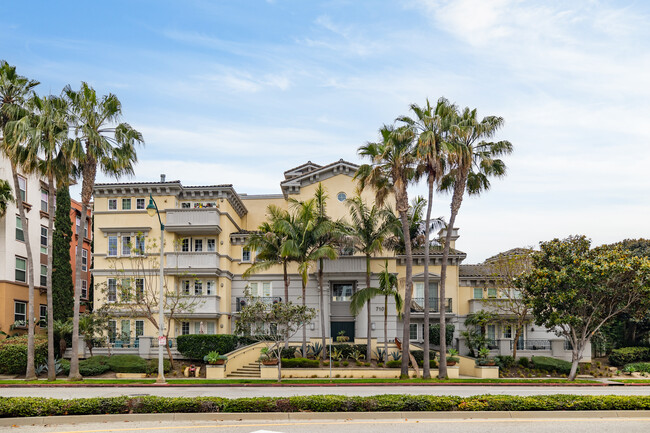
[331,321,355,341]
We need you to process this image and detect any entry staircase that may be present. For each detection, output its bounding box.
[227,361,261,378]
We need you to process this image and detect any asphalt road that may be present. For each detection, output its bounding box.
[7,414,650,433]
[2,384,650,399]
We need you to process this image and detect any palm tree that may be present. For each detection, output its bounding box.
[436,107,513,378]
[0,179,13,216]
[9,94,74,381]
[0,61,39,380]
[356,124,417,377]
[385,196,444,254]
[397,97,454,378]
[63,82,144,380]
[350,261,403,363]
[344,194,392,361]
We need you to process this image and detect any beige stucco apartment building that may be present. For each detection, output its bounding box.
[92,159,586,361]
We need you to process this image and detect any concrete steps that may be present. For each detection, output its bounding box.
[227,362,261,378]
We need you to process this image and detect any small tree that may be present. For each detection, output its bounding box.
[100,238,201,368]
[52,184,74,322]
[78,311,109,357]
[482,248,533,358]
[519,236,650,380]
[234,295,316,382]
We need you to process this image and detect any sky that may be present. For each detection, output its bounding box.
[2,0,649,263]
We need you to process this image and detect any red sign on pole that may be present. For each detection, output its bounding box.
[158,336,167,346]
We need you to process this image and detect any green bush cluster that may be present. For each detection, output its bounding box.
[429,324,454,346]
[145,359,172,375]
[417,360,438,368]
[3,395,650,418]
[326,344,367,359]
[518,357,530,368]
[176,335,240,361]
[531,356,572,375]
[281,347,300,359]
[79,356,111,376]
[385,360,401,368]
[609,347,650,367]
[622,362,650,373]
[106,355,148,373]
[280,358,320,368]
[410,350,436,364]
[495,355,515,369]
[0,335,48,374]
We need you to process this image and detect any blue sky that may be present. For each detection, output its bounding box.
[2,0,649,262]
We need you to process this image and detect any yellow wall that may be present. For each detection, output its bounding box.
[0,282,47,337]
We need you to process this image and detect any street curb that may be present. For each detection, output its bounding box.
[2,410,650,427]
[0,382,620,388]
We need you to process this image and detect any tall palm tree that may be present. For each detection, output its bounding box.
[9,94,73,380]
[436,107,513,378]
[356,124,417,377]
[397,97,454,378]
[344,194,391,361]
[64,82,144,380]
[350,261,402,363]
[0,61,39,380]
[0,179,13,216]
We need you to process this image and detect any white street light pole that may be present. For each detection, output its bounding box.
[147,194,166,384]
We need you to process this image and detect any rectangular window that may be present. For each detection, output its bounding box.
[136,198,145,210]
[135,278,144,300]
[242,248,251,262]
[121,278,131,301]
[332,283,353,302]
[15,256,26,282]
[194,322,201,334]
[181,280,190,295]
[122,236,131,256]
[108,236,118,256]
[41,189,48,212]
[487,325,496,342]
[84,219,89,239]
[503,325,512,339]
[181,322,190,335]
[40,264,47,287]
[14,301,26,326]
[39,304,47,327]
[40,226,48,254]
[16,216,24,241]
[82,249,88,272]
[135,320,144,338]
[487,288,497,299]
[194,239,203,252]
[181,238,189,252]
[181,202,191,208]
[135,235,145,255]
[473,288,483,299]
[81,280,88,299]
[76,215,81,233]
[206,280,215,295]
[108,278,117,302]
[262,282,271,297]
[120,320,130,340]
[511,289,522,299]
[17,176,26,201]
[108,199,117,210]
[108,320,117,341]
[122,198,131,210]
[207,322,215,334]
[207,239,216,252]
[409,323,419,341]
[194,280,203,296]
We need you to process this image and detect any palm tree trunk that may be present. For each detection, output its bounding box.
[319,258,326,360]
[11,163,36,380]
[422,178,434,379]
[397,192,414,378]
[301,279,307,357]
[438,178,466,379]
[46,175,55,381]
[283,260,289,349]
[70,156,96,380]
[365,254,372,362]
[384,295,388,364]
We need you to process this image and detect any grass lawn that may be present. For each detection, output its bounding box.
[0,378,600,385]
[611,379,650,384]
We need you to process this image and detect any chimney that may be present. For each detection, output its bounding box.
[438,227,460,250]
[160,174,166,182]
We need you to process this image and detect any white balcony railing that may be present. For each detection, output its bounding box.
[166,252,219,269]
[165,209,221,234]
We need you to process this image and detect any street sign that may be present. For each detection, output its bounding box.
[158,336,167,346]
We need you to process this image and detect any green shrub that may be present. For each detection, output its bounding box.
[58,359,70,375]
[145,359,172,375]
[609,347,650,367]
[495,355,515,370]
[417,360,438,368]
[386,360,401,368]
[107,355,148,373]
[622,362,650,373]
[326,344,367,360]
[0,335,48,374]
[176,335,240,361]
[280,347,299,359]
[79,356,111,376]
[518,357,530,368]
[531,356,572,375]
[411,350,436,365]
[429,323,454,346]
[280,358,320,368]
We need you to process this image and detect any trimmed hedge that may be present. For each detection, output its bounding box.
[176,335,240,361]
[3,395,650,417]
[531,356,572,375]
[609,347,650,367]
[145,359,172,375]
[281,347,300,359]
[79,356,111,377]
[429,324,454,346]
[385,360,401,368]
[0,335,48,375]
[280,358,320,368]
[411,350,437,365]
[622,362,650,373]
[107,355,148,373]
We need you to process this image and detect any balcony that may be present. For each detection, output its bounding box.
[165,209,221,235]
[510,339,551,351]
[411,297,452,313]
[235,296,283,312]
[179,294,221,318]
[165,252,218,271]
[468,298,512,314]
